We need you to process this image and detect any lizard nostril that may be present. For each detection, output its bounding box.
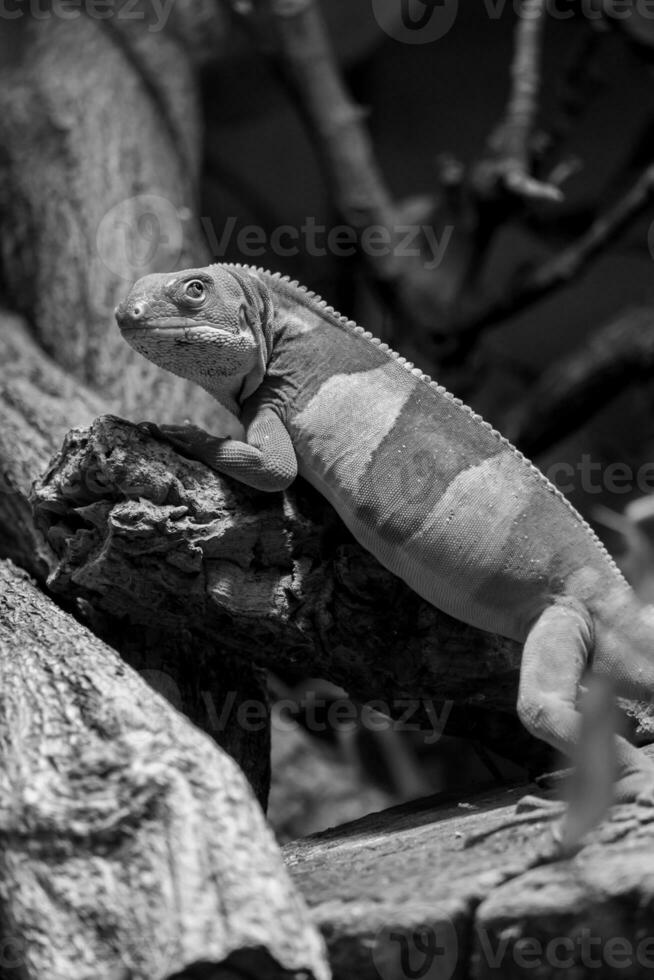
[115,302,145,327]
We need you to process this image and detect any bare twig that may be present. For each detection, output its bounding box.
[447,163,654,357]
[232,0,397,271]
[502,306,654,456]
[502,0,559,200]
[225,0,472,349]
[473,0,561,204]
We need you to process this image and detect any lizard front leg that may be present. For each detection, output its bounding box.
[143,406,297,492]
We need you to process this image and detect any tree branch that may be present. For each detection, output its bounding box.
[226,0,468,348]
[446,162,654,356]
[473,0,561,204]
[236,0,397,265]
[503,305,654,456]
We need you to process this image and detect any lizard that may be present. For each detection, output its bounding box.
[115,261,654,818]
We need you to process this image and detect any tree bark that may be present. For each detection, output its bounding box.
[0,311,104,578]
[0,8,222,428]
[0,559,329,980]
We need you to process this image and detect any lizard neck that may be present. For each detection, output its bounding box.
[198,263,277,415]
[199,378,243,418]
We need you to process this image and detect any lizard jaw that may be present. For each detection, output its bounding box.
[119,317,235,342]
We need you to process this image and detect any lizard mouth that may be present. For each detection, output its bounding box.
[120,317,233,340]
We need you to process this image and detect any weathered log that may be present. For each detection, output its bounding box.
[1,313,273,800]
[31,414,654,772]
[285,745,654,980]
[0,559,329,980]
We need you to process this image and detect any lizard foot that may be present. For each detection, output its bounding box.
[464,797,564,849]
[138,422,226,464]
[614,767,654,807]
[636,787,654,807]
[515,794,563,814]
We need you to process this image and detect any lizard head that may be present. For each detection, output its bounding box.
[115,264,272,414]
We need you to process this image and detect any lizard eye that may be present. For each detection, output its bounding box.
[184,279,206,304]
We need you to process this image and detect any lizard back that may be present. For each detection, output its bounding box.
[248,267,625,642]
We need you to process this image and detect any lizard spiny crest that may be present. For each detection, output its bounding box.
[227,263,625,584]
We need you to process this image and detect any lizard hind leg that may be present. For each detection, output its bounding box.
[518,600,654,808]
[465,603,593,851]
[516,601,592,762]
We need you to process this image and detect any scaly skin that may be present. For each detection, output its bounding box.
[116,262,654,806]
